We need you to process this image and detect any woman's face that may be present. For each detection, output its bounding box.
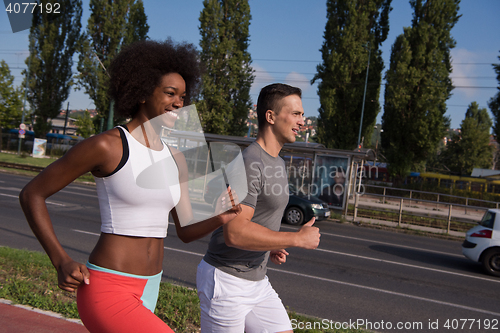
[142,72,186,127]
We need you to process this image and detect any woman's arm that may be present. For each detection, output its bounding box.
[19,130,122,291]
[169,147,241,243]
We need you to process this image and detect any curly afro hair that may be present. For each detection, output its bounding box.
[108,39,201,118]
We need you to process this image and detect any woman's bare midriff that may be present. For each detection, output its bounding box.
[88,233,164,276]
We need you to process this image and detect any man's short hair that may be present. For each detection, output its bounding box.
[256,83,302,128]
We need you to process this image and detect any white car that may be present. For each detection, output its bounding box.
[462,209,500,277]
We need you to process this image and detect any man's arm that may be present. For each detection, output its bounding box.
[223,204,320,251]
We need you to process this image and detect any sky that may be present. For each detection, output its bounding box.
[1,0,499,130]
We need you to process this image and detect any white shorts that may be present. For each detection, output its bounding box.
[196,260,292,333]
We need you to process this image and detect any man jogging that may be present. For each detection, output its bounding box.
[197,83,321,332]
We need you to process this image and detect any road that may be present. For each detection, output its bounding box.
[1,171,499,332]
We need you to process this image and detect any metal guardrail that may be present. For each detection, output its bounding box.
[365,184,499,209]
[0,161,45,172]
[351,192,488,234]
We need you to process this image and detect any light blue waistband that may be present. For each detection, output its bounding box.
[86,262,163,280]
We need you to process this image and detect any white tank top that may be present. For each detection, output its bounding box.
[94,126,181,237]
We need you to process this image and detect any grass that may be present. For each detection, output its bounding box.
[0,246,367,333]
[0,151,58,168]
[0,246,79,318]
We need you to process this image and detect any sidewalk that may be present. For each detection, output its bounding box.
[0,299,88,333]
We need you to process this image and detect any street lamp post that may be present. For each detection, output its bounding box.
[374,125,383,162]
[357,43,371,149]
[18,38,33,155]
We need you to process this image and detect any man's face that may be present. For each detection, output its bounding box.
[271,94,305,144]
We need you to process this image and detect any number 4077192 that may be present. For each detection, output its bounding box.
[5,2,61,14]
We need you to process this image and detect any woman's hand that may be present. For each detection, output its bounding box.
[214,186,242,224]
[270,249,289,265]
[56,259,90,292]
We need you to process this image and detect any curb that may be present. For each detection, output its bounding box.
[0,298,85,326]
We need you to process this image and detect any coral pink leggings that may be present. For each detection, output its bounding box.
[77,263,174,333]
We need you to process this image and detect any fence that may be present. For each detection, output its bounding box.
[350,190,491,235]
[363,184,500,210]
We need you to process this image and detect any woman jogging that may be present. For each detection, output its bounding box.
[19,39,240,333]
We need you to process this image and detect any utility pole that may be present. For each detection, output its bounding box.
[63,102,70,135]
[93,52,113,132]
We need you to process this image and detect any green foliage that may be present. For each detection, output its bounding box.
[0,61,23,130]
[382,0,460,182]
[23,0,83,138]
[489,52,500,138]
[122,0,149,47]
[198,0,254,136]
[312,0,391,150]
[74,110,96,138]
[488,51,500,168]
[76,0,149,130]
[439,102,493,175]
[401,180,500,207]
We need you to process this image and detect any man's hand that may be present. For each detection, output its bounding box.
[296,217,320,249]
[56,259,90,292]
[270,249,289,265]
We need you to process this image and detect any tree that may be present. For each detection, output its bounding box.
[312,0,391,150]
[23,0,82,137]
[488,51,500,168]
[489,52,500,139]
[440,102,493,175]
[198,0,254,136]
[75,110,96,138]
[76,0,149,131]
[122,0,149,47]
[0,61,23,149]
[382,0,460,182]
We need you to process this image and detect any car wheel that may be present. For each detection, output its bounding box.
[284,207,304,225]
[482,248,500,277]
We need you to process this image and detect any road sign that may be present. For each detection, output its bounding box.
[19,123,26,130]
[19,129,26,135]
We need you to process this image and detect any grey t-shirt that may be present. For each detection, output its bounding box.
[203,142,289,281]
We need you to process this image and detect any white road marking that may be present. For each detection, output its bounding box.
[266,267,500,317]
[73,230,100,236]
[59,190,97,198]
[46,201,66,206]
[0,190,64,206]
[314,247,500,283]
[0,193,18,199]
[281,224,462,257]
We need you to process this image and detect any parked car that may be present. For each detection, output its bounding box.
[462,209,500,277]
[283,184,330,225]
[203,178,330,226]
